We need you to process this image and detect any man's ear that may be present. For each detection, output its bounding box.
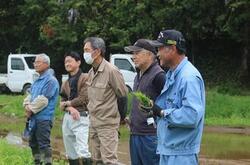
[77,60,81,66]
[95,49,101,56]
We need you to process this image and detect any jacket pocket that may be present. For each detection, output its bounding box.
[92,83,106,101]
[172,96,180,108]
[166,95,180,109]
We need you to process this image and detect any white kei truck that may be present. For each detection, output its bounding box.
[0,54,38,94]
[109,53,136,92]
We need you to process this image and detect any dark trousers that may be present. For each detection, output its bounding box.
[29,120,53,165]
[130,135,160,165]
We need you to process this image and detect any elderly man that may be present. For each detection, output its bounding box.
[23,54,59,165]
[124,39,165,165]
[146,29,205,165]
[60,51,91,165]
[83,37,128,165]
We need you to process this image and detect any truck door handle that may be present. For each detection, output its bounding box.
[9,71,13,73]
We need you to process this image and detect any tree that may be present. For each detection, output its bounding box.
[221,0,250,80]
[0,0,249,85]
[0,0,25,72]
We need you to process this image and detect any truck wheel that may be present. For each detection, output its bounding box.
[22,84,31,95]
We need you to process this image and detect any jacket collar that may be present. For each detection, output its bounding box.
[137,60,158,78]
[169,57,187,81]
[89,58,107,81]
[162,57,188,93]
[38,69,50,80]
[97,58,106,72]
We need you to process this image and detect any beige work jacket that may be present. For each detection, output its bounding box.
[86,59,128,128]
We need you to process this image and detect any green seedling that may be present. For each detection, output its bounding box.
[133,91,152,108]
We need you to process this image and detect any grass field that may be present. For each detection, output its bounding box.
[205,89,250,126]
[0,139,67,165]
[0,139,33,165]
[0,94,64,120]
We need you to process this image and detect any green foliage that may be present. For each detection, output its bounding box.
[205,88,250,126]
[0,139,33,164]
[216,83,242,96]
[126,92,133,115]
[0,95,64,120]
[221,0,250,42]
[0,95,26,117]
[132,91,151,108]
[0,139,67,164]
[119,125,130,141]
[205,117,250,127]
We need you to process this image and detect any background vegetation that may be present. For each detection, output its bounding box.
[0,139,33,165]
[0,139,67,164]
[0,0,249,86]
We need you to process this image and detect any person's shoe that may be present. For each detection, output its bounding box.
[31,148,41,165]
[34,159,41,165]
[45,163,52,165]
[96,160,104,165]
[68,159,80,165]
[82,158,92,165]
[40,148,52,165]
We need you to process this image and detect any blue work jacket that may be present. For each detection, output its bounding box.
[30,69,59,121]
[155,57,205,155]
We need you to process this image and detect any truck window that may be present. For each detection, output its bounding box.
[24,57,36,69]
[11,58,24,70]
[114,58,135,72]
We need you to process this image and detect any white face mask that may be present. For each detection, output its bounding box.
[83,52,94,65]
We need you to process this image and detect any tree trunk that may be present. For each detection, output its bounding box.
[240,47,248,76]
[240,21,249,82]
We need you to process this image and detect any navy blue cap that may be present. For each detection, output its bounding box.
[151,29,186,54]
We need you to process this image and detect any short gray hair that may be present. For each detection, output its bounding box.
[84,37,106,57]
[37,53,50,66]
[140,49,156,61]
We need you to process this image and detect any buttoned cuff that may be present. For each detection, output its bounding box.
[162,108,175,117]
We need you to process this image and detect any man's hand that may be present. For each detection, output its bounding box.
[67,107,80,120]
[123,117,131,130]
[59,101,67,111]
[60,101,72,111]
[25,105,33,118]
[151,103,163,117]
[140,101,163,117]
[65,101,71,107]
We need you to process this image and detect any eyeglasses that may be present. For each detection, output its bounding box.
[33,61,44,65]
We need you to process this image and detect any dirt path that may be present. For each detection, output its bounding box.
[204,126,250,135]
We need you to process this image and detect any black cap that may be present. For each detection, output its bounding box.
[64,51,81,61]
[124,39,157,55]
[151,29,186,54]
